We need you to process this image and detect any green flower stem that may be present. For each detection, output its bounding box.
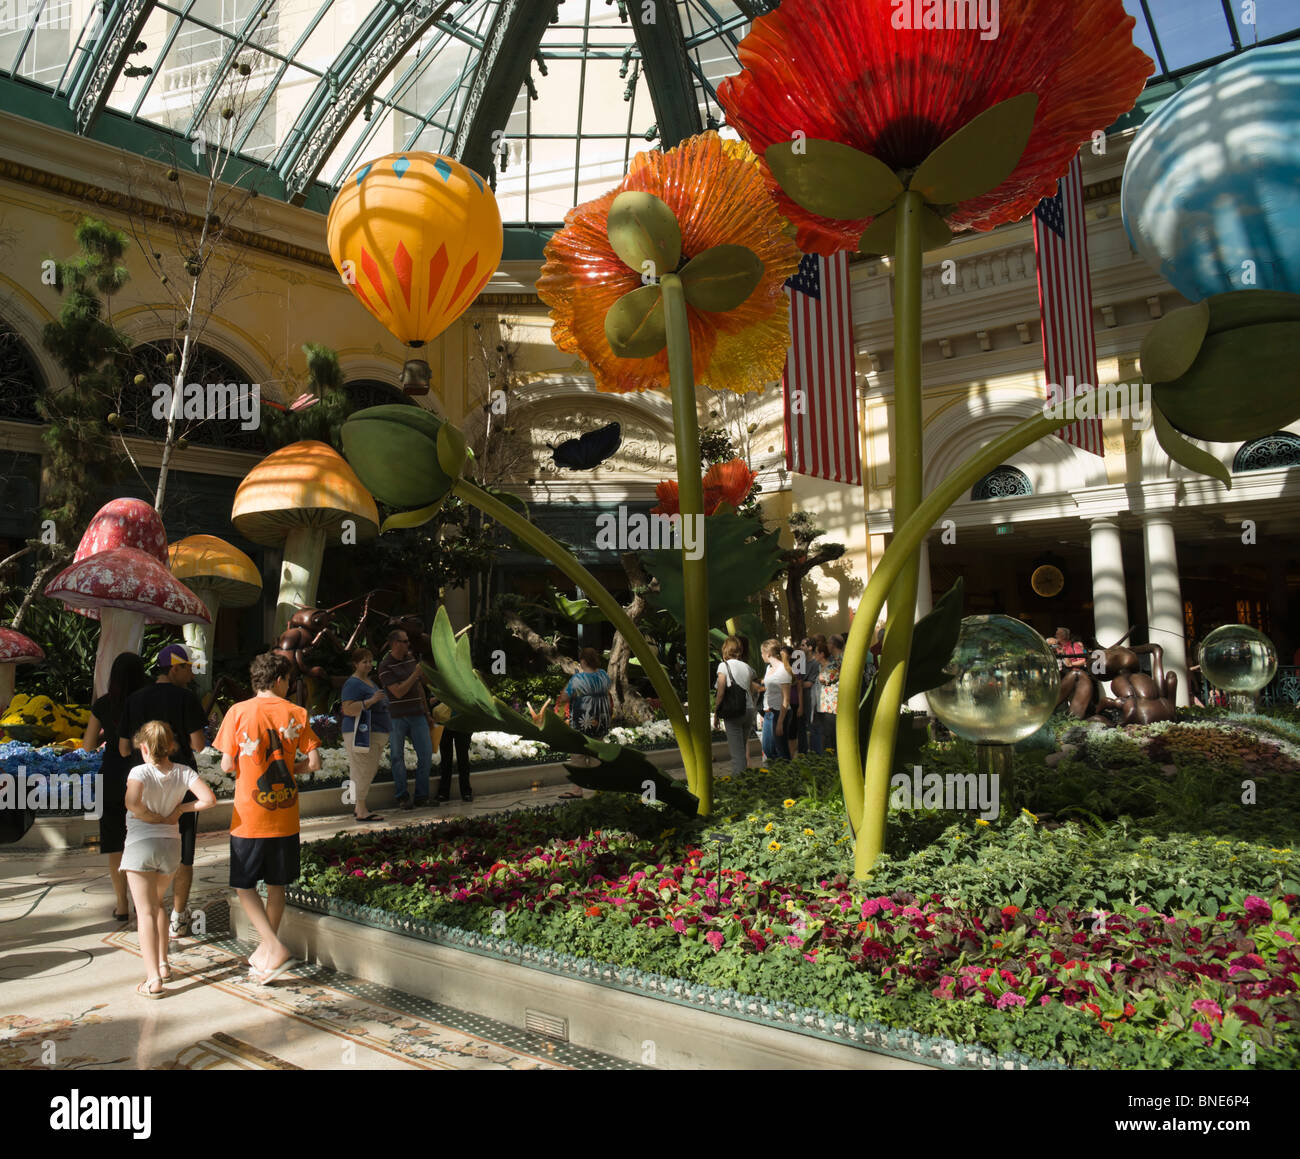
[661,271,713,815]
[837,410,1065,877]
[853,190,927,843]
[452,476,698,793]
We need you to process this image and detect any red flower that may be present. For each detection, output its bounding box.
[1002,906,1020,916]
[1080,1002,1101,1018]
[652,457,758,517]
[1123,1004,1136,1018]
[585,906,601,917]
[718,0,1153,254]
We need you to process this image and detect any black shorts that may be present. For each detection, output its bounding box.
[179,806,196,866]
[229,834,300,889]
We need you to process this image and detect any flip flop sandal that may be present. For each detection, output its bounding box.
[158,963,173,980]
[113,911,130,921]
[257,957,300,985]
[356,814,386,822]
[557,791,583,799]
[137,978,165,999]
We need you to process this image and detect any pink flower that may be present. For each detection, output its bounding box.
[1277,930,1297,943]
[803,951,819,963]
[1191,999,1223,1023]
[1244,895,1272,922]
[1040,995,1053,1006]
[352,870,366,877]
[671,918,686,934]
[996,992,1027,1010]
[705,930,726,952]
[1191,1021,1214,1044]
[861,899,880,919]
[783,935,802,949]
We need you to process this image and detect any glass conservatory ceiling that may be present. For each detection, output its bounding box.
[1,0,1297,225]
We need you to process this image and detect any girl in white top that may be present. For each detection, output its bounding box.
[123,719,216,998]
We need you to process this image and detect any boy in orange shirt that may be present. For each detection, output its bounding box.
[215,651,321,984]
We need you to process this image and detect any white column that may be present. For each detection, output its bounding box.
[1143,515,1190,707]
[1089,517,1129,649]
[907,539,933,712]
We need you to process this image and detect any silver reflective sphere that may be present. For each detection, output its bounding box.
[1199,625,1277,693]
[926,615,1060,743]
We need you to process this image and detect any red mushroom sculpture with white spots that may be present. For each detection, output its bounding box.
[44,547,210,699]
[61,498,170,623]
[0,628,44,716]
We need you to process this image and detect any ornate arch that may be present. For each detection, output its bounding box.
[922,391,1103,497]
[971,465,1033,500]
[474,374,679,483]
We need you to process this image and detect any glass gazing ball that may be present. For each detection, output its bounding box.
[1199,625,1277,693]
[926,615,1059,744]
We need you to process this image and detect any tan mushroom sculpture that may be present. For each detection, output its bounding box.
[231,440,378,634]
[0,628,44,716]
[167,535,263,695]
[44,547,211,698]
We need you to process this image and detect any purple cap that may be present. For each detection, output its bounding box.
[155,643,193,672]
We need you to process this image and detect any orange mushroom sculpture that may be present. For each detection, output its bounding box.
[231,441,378,634]
[167,535,263,695]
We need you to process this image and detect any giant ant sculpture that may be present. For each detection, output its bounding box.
[1057,627,1179,725]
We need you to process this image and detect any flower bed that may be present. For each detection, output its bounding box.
[297,753,1300,1069]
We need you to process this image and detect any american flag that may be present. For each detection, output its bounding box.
[1033,154,1104,456]
[782,251,862,485]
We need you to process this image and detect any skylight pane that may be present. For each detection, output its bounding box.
[7,0,78,88]
[1145,0,1235,71]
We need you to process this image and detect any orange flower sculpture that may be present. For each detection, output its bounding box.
[537,131,800,394]
[653,458,758,516]
[717,0,1153,254]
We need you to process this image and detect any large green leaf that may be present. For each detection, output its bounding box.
[553,590,608,624]
[710,610,767,671]
[607,191,682,280]
[1152,407,1231,488]
[857,202,952,256]
[909,93,1039,206]
[679,244,763,312]
[1139,299,1210,383]
[764,139,903,221]
[605,284,667,358]
[423,607,698,814]
[902,576,965,700]
[642,509,783,630]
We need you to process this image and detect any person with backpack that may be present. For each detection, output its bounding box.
[713,636,758,775]
[555,647,612,799]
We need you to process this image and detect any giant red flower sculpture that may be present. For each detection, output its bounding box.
[537,131,800,394]
[718,0,1153,254]
[653,458,758,516]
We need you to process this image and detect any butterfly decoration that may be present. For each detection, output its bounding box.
[550,421,621,471]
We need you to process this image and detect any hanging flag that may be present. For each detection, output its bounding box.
[1033,154,1105,456]
[782,251,862,486]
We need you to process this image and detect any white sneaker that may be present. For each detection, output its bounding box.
[169,911,191,938]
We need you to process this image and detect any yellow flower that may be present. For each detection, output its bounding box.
[748,815,758,823]
[975,819,990,827]
[783,798,795,808]
[1021,809,1039,823]
[764,822,774,833]
[803,828,815,837]
[759,767,769,773]
[768,841,781,852]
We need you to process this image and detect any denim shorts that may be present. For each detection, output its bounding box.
[121,837,182,875]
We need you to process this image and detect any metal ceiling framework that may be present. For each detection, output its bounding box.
[629,0,702,148]
[451,0,558,185]
[277,0,466,204]
[0,0,1294,231]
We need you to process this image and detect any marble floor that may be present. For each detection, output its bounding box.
[0,785,647,1071]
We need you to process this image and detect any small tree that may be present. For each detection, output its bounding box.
[781,509,846,643]
[118,44,269,514]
